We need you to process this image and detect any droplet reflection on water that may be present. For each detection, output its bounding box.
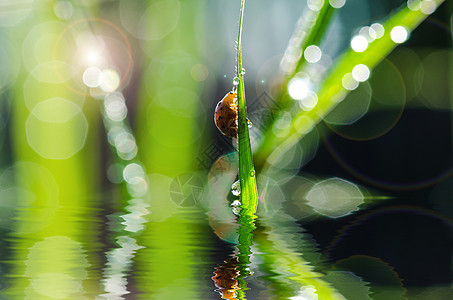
[230,199,241,216]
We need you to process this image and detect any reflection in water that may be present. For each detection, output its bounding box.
[99,91,150,298]
[332,255,405,299]
[24,236,89,299]
[254,214,345,300]
[212,256,240,299]
[100,235,144,298]
[5,202,104,299]
[234,214,257,300]
[134,211,219,299]
[211,213,257,300]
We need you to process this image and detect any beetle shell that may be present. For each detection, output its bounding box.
[214,91,238,138]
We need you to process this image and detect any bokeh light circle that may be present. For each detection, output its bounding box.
[390,26,409,44]
[307,0,324,12]
[325,58,405,141]
[100,68,121,92]
[342,73,359,90]
[420,0,437,15]
[104,92,128,122]
[306,177,364,218]
[288,77,312,100]
[26,98,88,160]
[123,163,146,185]
[351,64,370,82]
[351,35,368,52]
[370,23,385,39]
[304,45,322,63]
[329,0,346,9]
[23,21,70,74]
[31,61,77,84]
[83,67,102,88]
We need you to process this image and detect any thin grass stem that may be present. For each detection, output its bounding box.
[236,0,258,216]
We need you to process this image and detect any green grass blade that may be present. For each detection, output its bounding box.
[257,0,446,166]
[256,1,337,168]
[292,3,335,76]
[233,3,259,295]
[236,0,258,216]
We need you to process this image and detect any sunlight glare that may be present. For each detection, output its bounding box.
[288,77,311,100]
[350,35,368,52]
[391,26,409,44]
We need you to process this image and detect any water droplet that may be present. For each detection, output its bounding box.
[232,76,239,86]
[232,206,241,216]
[249,170,255,177]
[230,199,241,215]
[231,199,241,206]
[247,118,253,128]
[231,180,241,196]
[241,68,246,75]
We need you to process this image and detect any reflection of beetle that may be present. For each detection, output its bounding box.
[214,91,238,138]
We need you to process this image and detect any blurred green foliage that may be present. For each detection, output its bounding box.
[0,0,450,299]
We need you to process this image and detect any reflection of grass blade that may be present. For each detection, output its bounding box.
[236,0,258,216]
[254,215,345,299]
[257,1,445,166]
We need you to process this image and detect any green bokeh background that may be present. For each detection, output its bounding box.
[0,0,452,299]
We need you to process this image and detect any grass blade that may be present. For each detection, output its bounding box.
[233,3,259,296]
[282,2,336,78]
[236,0,258,216]
[256,0,446,167]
